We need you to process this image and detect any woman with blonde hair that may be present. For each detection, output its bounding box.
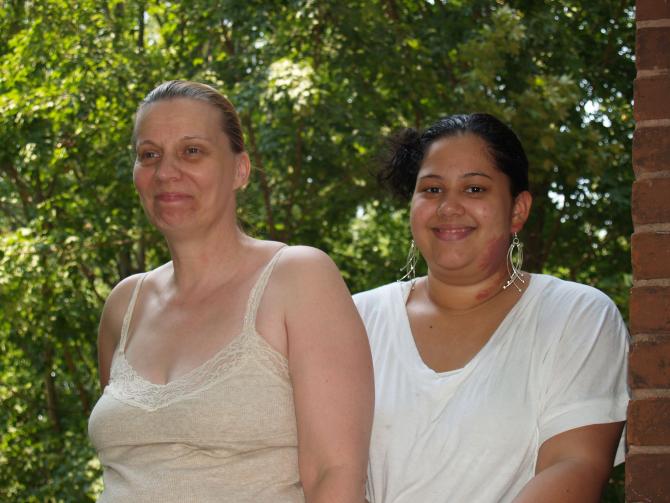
[89,80,373,502]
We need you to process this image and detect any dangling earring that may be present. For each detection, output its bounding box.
[399,240,419,289]
[503,232,525,292]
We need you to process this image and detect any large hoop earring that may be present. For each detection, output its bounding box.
[503,232,525,292]
[399,240,419,289]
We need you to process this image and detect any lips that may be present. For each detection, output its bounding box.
[431,226,475,241]
[155,192,192,203]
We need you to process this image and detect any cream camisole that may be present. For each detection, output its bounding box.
[88,249,304,502]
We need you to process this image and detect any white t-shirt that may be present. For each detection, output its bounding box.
[353,274,629,503]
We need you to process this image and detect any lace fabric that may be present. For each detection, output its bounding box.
[107,247,289,412]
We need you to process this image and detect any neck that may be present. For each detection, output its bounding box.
[420,267,521,313]
[163,220,251,293]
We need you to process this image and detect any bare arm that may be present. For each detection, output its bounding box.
[280,247,374,503]
[513,422,624,503]
[97,274,142,389]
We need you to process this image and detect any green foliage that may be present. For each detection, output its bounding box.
[1,1,633,500]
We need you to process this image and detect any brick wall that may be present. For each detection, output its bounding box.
[627,1,670,501]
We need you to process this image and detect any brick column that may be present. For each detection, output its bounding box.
[627,1,670,501]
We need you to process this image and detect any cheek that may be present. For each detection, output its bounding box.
[473,199,515,239]
[133,165,149,189]
[409,199,429,238]
[132,168,154,205]
[472,202,496,221]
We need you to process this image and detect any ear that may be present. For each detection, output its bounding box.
[510,191,532,233]
[233,152,251,191]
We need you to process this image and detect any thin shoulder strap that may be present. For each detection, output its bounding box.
[119,273,148,353]
[242,246,288,331]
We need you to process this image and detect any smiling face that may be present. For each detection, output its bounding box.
[410,133,530,285]
[132,97,249,236]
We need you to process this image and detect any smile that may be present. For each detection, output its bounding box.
[155,192,192,203]
[431,226,475,241]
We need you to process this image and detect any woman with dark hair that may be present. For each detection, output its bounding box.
[354,113,628,502]
[88,80,373,502]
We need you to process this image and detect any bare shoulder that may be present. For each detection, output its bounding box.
[275,245,342,282]
[99,273,145,348]
[271,245,358,325]
[97,272,146,387]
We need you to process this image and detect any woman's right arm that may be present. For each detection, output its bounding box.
[97,275,143,389]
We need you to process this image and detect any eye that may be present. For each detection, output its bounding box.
[137,150,160,162]
[185,146,202,156]
[421,186,442,194]
[465,186,485,194]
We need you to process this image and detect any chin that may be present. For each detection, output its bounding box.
[429,250,472,269]
[153,217,198,233]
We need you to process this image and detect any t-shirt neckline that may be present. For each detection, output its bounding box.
[395,273,544,378]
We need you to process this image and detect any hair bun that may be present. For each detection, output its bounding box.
[377,128,423,200]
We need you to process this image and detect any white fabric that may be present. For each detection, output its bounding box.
[353,273,629,503]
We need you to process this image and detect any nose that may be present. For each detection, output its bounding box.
[154,154,181,181]
[436,194,464,217]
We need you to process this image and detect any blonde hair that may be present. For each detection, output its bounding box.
[134,80,245,153]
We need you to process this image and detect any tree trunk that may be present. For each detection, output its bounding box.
[44,345,61,433]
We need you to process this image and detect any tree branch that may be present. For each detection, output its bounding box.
[219,19,236,56]
[77,262,107,304]
[284,117,304,241]
[382,0,400,22]
[242,113,277,239]
[62,344,91,415]
[538,208,565,270]
[137,2,146,51]
[1,161,33,221]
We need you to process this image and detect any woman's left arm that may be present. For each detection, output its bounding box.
[514,285,629,502]
[513,421,624,502]
[281,247,374,503]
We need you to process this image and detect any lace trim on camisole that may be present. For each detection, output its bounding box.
[107,247,289,412]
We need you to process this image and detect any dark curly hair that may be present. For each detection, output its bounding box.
[378,113,529,200]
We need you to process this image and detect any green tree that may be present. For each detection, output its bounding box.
[1,1,633,501]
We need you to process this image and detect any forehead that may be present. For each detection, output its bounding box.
[420,133,496,173]
[134,98,223,139]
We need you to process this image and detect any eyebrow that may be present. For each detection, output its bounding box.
[181,135,213,142]
[136,135,213,147]
[136,139,158,147]
[418,171,493,180]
